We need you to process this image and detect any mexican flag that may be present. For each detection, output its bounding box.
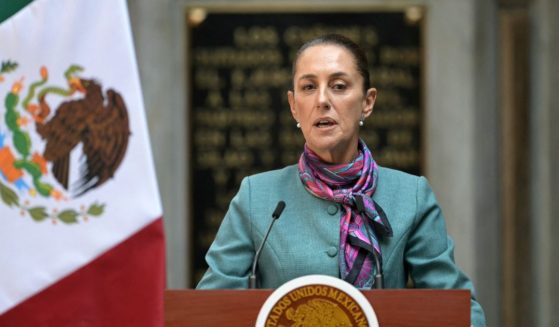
[0,0,165,325]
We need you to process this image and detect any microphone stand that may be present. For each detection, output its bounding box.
[248,201,285,289]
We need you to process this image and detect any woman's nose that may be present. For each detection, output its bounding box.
[316,85,331,109]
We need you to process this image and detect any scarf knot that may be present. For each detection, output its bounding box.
[298,140,392,288]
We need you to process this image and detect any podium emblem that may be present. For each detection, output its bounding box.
[256,275,379,327]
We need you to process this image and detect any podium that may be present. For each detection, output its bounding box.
[165,289,470,326]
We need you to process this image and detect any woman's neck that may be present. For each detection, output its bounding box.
[312,140,360,165]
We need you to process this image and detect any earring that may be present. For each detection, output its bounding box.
[359,114,364,126]
[296,122,301,128]
[359,120,364,126]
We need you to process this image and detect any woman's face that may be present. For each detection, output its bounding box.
[288,44,376,164]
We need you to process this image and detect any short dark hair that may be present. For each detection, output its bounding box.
[292,34,371,92]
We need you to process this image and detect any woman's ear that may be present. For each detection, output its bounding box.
[362,87,377,119]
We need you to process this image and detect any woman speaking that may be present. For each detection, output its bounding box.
[196,34,486,326]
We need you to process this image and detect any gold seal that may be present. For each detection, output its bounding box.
[264,284,368,327]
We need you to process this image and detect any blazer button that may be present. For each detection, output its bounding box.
[327,205,338,215]
[327,247,338,257]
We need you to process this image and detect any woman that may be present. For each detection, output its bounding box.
[196,34,486,326]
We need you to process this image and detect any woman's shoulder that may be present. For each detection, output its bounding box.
[375,166,427,208]
[377,166,422,186]
[239,165,315,211]
[245,165,299,184]
[237,165,301,195]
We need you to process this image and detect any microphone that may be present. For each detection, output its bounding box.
[249,201,286,289]
[355,195,384,289]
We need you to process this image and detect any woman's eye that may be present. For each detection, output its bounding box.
[301,84,315,91]
[332,83,347,90]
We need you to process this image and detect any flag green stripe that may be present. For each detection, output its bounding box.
[0,0,34,24]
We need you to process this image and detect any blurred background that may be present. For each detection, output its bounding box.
[127,0,558,326]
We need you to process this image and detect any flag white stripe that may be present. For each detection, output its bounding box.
[0,0,162,314]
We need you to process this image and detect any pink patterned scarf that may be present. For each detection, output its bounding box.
[298,139,392,288]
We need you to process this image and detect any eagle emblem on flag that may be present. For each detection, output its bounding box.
[0,61,130,224]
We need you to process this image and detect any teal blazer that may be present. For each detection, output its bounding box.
[196,165,486,326]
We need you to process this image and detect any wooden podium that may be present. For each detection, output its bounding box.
[165,289,470,326]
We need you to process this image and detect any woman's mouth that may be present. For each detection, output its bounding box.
[314,118,337,128]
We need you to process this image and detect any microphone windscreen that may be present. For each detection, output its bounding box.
[272,201,286,219]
